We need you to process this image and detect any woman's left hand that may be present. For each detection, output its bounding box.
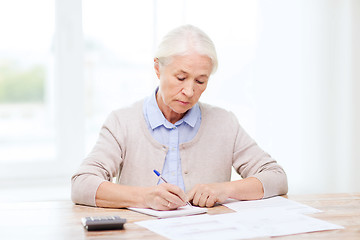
[187,182,231,207]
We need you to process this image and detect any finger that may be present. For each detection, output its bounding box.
[155,194,174,210]
[151,196,172,210]
[166,201,179,210]
[186,188,196,203]
[198,194,209,207]
[160,184,187,206]
[157,200,174,211]
[205,195,217,208]
[145,185,185,210]
[191,191,203,206]
[164,191,187,208]
[165,184,188,203]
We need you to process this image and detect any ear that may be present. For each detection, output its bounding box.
[154,58,161,79]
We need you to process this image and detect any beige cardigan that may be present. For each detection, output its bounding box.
[71,100,288,207]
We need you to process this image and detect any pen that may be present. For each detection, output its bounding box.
[153,169,192,207]
[153,169,168,183]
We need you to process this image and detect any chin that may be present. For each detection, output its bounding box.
[171,106,190,114]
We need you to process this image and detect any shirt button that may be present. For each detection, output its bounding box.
[184,171,189,174]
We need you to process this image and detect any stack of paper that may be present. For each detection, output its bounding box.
[135,197,343,240]
[128,205,207,218]
[137,209,342,240]
[223,196,321,214]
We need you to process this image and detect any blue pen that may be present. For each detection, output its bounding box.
[153,169,192,207]
[153,169,168,183]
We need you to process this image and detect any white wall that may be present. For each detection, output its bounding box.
[252,0,360,194]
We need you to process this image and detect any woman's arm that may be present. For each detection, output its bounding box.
[95,181,188,210]
[187,112,287,208]
[71,108,190,210]
[187,177,263,207]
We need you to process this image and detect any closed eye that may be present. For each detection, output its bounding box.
[196,80,205,84]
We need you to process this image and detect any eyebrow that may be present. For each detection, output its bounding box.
[177,70,209,78]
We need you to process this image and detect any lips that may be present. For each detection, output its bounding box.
[177,100,190,105]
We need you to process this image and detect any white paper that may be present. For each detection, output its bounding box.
[135,197,343,240]
[137,209,343,240]
[223,196,321,214]
[128,205,207,218]
[137,213,263,240]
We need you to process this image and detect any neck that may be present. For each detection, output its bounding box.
[156,92,185,124]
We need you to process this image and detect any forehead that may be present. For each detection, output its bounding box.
[164,53,213,76]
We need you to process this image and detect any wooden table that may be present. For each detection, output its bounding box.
[0,193,359,239]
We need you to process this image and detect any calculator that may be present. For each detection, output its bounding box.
[81,216,126,231]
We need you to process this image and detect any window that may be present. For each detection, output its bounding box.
[82,0,156,150]
[0,0,56,179]
[0,0,259,186]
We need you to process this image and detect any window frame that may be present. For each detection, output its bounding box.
[0,0,85,184]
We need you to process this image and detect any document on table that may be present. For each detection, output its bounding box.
[135,197,343,240]
[128,205,207,218]
[137,209,343,240]
[223,196,321,214]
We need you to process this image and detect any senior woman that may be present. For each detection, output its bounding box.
[71,25,288,210]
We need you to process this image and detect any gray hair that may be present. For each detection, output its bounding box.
[155,25,218,74]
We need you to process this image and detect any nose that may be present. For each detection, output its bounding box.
[182,80,194,97]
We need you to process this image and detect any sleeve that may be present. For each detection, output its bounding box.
[71,111,124,207]
[231,113,288,198]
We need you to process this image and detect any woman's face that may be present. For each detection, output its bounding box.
[154,53,213,122]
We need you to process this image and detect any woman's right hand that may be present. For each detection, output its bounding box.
[95,181,187,210]
[142,183,188,210]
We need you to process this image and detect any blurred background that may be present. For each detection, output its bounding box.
[0,0,359,202]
